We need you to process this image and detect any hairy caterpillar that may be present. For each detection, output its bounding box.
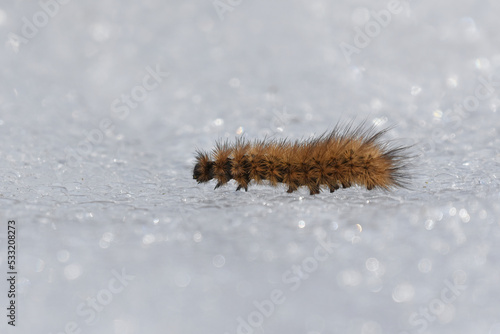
[193,122,410,195]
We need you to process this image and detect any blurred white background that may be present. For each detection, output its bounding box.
[1,0,500,333]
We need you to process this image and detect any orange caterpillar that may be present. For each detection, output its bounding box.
[193,122,410,195]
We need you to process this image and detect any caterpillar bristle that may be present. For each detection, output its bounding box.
[193,123,411,195]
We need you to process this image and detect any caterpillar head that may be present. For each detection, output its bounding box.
[193,153,214,183]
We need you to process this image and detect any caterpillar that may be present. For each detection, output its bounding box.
[193,122,410,195]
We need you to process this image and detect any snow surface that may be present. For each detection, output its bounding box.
[1,0,500,333]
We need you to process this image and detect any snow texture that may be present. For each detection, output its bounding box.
[1,1,500,333]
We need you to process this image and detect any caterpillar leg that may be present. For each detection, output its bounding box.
[341,181,351,189]
[329,184,340,193]
[236,184,248,192]
[214,181,224,190]
[234,174,250,192]
[286,184,299,193]
[308,185,321,195]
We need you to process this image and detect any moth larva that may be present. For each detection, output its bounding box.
[193,122,410,195]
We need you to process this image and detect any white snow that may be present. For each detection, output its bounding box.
[1,0,500,333]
